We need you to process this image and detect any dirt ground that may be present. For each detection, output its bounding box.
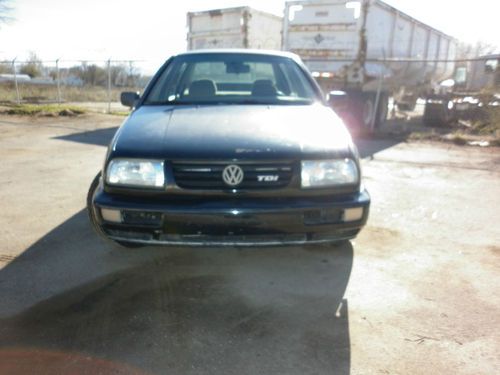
[0,113,498,375]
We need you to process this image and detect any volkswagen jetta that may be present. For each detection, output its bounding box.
[87,50,370,247]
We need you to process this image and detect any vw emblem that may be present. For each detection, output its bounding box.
[222,164,244,187]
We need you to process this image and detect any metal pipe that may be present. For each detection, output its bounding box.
[304,57,495,63]
[12,58,20,104]
[107,58,111,114]
[370,62,384,132]
[56,58,61,104]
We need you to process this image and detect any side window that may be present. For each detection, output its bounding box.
[455,66,467,85]
[485,59,498,73]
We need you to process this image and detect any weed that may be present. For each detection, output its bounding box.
[3,104,86,116]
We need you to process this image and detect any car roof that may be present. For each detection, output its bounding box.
[174,49,301,61]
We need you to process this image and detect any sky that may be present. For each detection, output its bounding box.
[0,0,498,74]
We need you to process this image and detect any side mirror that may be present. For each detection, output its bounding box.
[120,91,140,108]
[327,90,348,110]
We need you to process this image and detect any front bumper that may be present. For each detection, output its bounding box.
[92,187,370,247]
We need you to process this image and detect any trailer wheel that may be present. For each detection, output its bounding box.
[342,92,386,133]
[361,94,388,131]
[361,96,375,130]
[374,94,389,129]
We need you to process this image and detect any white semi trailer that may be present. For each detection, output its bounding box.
[187,7,282,51]
[283,0,457,130]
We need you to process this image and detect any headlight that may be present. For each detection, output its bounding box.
[106,159,164,188]
[301,159,358,188]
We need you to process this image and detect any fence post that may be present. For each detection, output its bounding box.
[12,58,20,104]
[370,70,384,132]
[56,58,61,104]
[128,61,133,87]
[107,58,111,114]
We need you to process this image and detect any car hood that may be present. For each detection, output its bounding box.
[110,104,355,160]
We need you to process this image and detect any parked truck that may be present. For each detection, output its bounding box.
[187,7,282,51]
[283,0,457,130]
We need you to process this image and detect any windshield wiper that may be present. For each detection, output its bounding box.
[144,100,201,105]
[144,99,315,106]
[233,99,315,105]
[225,99,272,105]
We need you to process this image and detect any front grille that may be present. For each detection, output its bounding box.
[172,162,294,190]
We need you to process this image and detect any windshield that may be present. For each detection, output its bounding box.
[144,53,320,105]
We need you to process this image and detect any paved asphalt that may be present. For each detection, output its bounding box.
[0,114,498,374]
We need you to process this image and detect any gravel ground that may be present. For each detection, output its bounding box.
[0,113,498,375]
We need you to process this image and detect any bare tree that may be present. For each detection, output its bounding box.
[457,41,499,59]
[0,60,10,74]
[72,63,107,86]
[19,51,43,78]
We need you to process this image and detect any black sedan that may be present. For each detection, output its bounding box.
[87,50,370,247]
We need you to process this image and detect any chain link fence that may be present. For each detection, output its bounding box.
[0,59,151,112]
[1,54,497,115]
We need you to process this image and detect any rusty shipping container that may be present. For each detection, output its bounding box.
[187,7,282,51]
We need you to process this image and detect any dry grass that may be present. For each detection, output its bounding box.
[0,82,141,103]
[448,133,468,145]
[405,102,500,147]
[472,106,500,136]
[2,104,87,116]
[407,131,442,142]
[108,110,130,117]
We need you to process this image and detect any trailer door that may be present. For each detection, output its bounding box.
[284,1,363,74]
